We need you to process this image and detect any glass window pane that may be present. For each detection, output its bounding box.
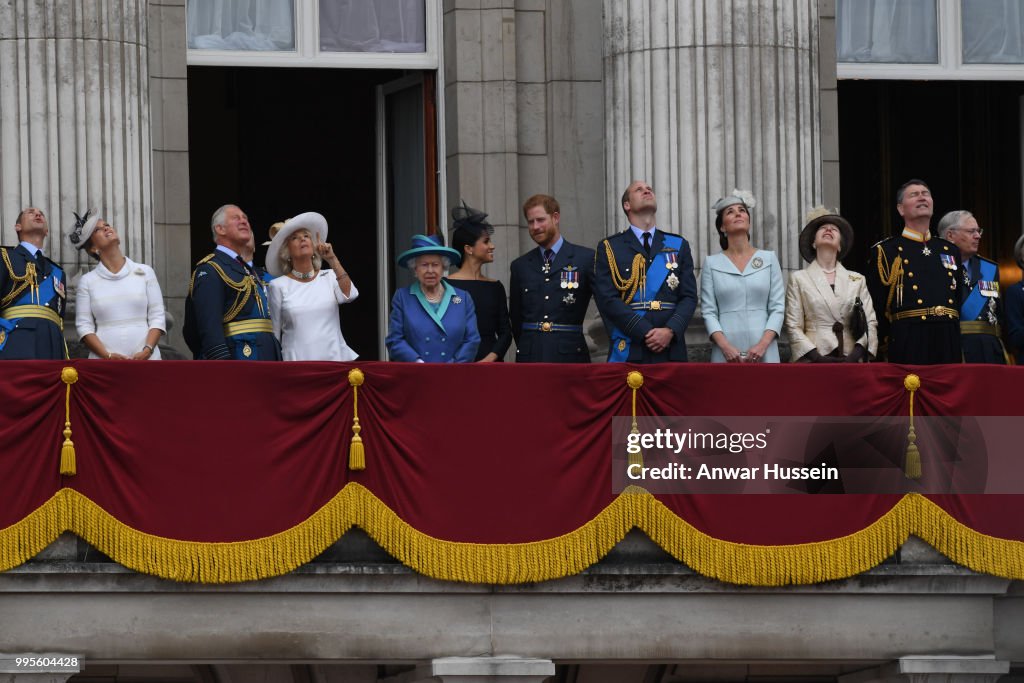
[963,0,1024,63]
[319,0,426,53]
[187,0,296,52]
[836,0,938,63]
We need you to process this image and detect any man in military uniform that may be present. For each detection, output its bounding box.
[593,180,698,363]
[509,194,594,362]
[937,210,1008,364]
[0,207,67,359]
[866,180,961,364]
[184,204,281,360]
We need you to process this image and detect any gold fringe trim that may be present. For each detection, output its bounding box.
[2,489,1024,584]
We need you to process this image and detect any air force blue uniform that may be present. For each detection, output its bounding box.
[509,240,594,363]
[959,255,1008,364]
[184,249,281,361]
[0,244,67,359]
[594,228,698,363]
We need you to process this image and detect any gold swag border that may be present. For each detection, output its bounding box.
[1,487,1023,585]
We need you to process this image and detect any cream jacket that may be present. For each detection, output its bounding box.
[784,261,878,360]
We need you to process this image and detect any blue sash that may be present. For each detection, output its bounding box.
[609,234,683,362]
[12,264,63,308]
[962,258,998,322]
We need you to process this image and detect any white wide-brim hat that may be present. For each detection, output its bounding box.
[265,212,328,277]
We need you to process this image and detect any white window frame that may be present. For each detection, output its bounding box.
[187,0,440,70]
[838,0,1024,80]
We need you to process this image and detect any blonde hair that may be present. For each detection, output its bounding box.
[277,228,323,273]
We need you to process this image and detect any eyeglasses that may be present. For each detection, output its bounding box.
[955,228,984,237]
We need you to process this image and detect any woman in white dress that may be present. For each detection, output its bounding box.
[266,212,359,361]
[70,210,166,359]
[700,190,785,363]
[784,207,877,362]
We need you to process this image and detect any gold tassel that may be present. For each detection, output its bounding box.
[60,367,79,476]
[348,368,366,471]
[626,371,645,468]
[903,374,921,479]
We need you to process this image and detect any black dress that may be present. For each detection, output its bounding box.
[444,278,512,361]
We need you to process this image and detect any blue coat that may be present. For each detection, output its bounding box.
[0,245,67,360]
[386,282,480,363]
[509,240,595,363]
[594,228,698,362]
[701,250,786,363]
[1006,279,1024,364]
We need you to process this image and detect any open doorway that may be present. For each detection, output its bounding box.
[187,66,413,359]
[838,80,1024,287]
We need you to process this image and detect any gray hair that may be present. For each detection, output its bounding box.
[407,253,451,273]
[937,210,973,240]
[210,204,238,242]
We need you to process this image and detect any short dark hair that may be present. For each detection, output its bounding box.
[523,194,559,218]
[896,179,930,205]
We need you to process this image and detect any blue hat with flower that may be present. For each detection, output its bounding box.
[396,233,462,269]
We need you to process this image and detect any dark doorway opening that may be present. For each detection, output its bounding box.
[838,80,1024,286]
[187,66,404,359]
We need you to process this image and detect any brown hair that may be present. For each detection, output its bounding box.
[523,194,559,218]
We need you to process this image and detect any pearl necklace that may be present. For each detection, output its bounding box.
[291,269,315,280]
[820,267,837,274]
[424,289,443,304]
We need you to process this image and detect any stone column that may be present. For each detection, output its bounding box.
[411,656,555,683]
[0,0,153,279]
[443,1,521,285]
[838,656,1010,683]
[603,0,822,273]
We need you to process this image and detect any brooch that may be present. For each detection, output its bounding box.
[452,295,462,304]
[752,257,763,269]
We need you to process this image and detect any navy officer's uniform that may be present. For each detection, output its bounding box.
[509,237,594,362]
[593,226,698,363]
[0,242,67,359]
[959,254,1008,364]
[184,246,281,360]
[866,231,961,364]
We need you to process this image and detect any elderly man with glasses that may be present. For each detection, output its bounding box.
[937,210,1009,364]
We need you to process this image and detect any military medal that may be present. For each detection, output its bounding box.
[542,261,551,274]
[452,295,463,304]
[922,245,932,256]
[667,272,680,290]
[979,280,999,297]
[563,292,576,305]
[0,330,6,347]
[54,277,66,298]
[560,267,579,290]
[665,252,678,270]
[617,339,627,352]
[242,343,253,358]
[940,254,957,270]
[752,256,763,269]
[963,268,971,287]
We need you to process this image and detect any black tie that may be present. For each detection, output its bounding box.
[33,250,46,275]
[642,231,651,257]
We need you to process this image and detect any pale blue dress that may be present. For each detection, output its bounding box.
[700,250,786,363]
